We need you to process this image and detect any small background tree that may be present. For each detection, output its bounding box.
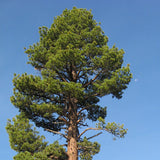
[7,7,132,160]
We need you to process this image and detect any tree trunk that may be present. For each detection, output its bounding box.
[67,136,78,160]
[67,99,78,160]
[67,119,78,160]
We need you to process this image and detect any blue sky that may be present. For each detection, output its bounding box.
[1,0,160,159]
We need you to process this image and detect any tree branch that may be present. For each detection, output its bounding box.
[78,122,88,127]
[76,117,83,124]
[87,132,102,140]
[78,127,102,139]
[52,122,65,124]
[77,70,81,78]
[61,144,67,147]
[58,116,68,125]
[77,106,91,116]
[83,71,102,88]
[45,128,68,139]
[55,70,68,82]
[83,93,101,101]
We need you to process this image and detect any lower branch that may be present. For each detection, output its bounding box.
[78,128,101,139]
[45,128,68,139]
[87,132,103,140]
[58,116,68,125]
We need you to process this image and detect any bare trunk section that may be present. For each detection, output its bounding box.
[67,136,78,160]
[67,98,78,160]
[67,119,78,160]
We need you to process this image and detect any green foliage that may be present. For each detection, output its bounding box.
[7,7,132,159]
[78,137,100,160]
[14,142,68,160]
[106,122,127,138]
[11,7,131,125]
[13,151,33,160]
[6,113,67,159]
[6,113,47,153]
[34,142,68,160]
[96,117,128,138]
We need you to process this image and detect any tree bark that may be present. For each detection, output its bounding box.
[67,99,78,160]
[67,136,78,160]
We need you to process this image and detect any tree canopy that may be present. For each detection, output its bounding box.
[7,7,132,160]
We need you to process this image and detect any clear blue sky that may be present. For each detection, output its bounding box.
[1,0,160,159]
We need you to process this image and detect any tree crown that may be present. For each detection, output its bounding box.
[8,7,132,159]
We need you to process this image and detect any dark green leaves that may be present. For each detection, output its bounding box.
[78,137,100,160]
[6,113,47,153]
[6,114,67,160]
[14,142,68,160]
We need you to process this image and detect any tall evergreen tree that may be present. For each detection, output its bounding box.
[8,7,132,160]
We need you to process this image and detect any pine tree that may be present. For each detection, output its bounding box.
[8,7,132,160]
